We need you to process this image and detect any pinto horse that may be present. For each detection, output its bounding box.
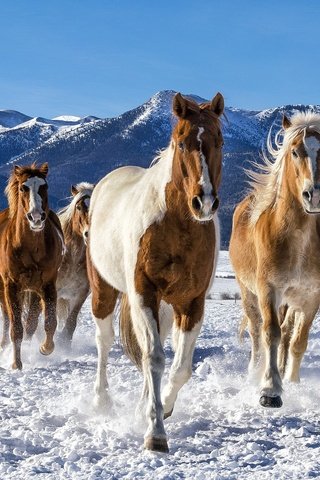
[25,182,94,344]
[87,92,224,452]
[230,112,320,408]
[0,163,64,369]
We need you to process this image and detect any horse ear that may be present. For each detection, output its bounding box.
[211,93,224,117]
[39,163,49,176]
[173,93,200,119]
[14,165,23,177]
[282,115,292,130]
[71,185,79,196]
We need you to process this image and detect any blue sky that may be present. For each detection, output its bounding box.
[1,0,319,118]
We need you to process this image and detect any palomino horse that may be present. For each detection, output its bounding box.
[230,112,320,408]
[0,163,64,369]
[25,182,94,344]
[87,92,224,452]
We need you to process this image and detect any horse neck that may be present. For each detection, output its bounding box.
[165,180,192,222]
[63,223,86,260]
[275,156,314,229]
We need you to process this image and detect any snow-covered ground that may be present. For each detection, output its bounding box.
[0,252,320,479]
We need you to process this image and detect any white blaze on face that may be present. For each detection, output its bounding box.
[303,134,320,180]
[197,127,213,196]
[23,176,46,217]
[197,127,214,216]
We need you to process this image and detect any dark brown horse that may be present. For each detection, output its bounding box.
[87,92,224,452]
[25,182,94,345]
[0,163,64,369]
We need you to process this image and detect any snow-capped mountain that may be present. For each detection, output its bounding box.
[0,92,319,246]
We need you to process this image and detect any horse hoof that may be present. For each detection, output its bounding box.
[40,342,54,356]
[12,360,22,370]
[144,436,169,453]
[164,408,173,420]
[259,395,283,408]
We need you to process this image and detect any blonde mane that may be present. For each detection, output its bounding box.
[248,111,320,225]
[58,182,94,240]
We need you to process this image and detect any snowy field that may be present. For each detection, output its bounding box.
[0,252,320,479]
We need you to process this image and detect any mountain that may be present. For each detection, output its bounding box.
[0,93,319,246]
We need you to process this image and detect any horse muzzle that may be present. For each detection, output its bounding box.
[302,187,320,214]
[191,195,219,221]
[26,211,47,231]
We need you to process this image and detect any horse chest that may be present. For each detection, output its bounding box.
[136,221,215,299]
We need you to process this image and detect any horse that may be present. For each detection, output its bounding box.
[24,182,94,344]
[0,163,64,369]
[87,91,224,452]
[229,112,320,408]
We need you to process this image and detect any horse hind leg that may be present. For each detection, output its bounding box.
[87,259,118,408]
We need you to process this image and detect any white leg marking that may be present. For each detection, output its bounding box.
[94,314,114,407]
[130,295,166,442]
[162,320,203,416]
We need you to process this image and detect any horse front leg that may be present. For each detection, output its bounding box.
[24,292,42,340]
[60,288,89,343]
[258,284,282,408]
[40,282,57,355]
[5,281,23,369]
[284,302,318,383]
[129,292,167,453]
[0,302,10,350]
[161,295,204,419]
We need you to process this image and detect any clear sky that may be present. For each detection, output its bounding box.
[1,0,319,118]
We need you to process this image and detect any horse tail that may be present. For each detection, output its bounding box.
[239,315,248,343]
[119,294,143,371]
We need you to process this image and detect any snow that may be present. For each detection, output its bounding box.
[0,252,319,479]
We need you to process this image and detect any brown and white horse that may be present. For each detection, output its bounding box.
[230,112,320,408]
[87,92,224,452]
[25,182,94,344]
[0,163,64,369]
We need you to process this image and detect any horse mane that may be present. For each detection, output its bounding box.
[248,111,320,225]
[58,182,94,242]
[5,163,46,218]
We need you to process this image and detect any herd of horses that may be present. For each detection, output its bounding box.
[1,91,320,453]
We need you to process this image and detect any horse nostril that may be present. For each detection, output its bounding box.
[303,190,312,202]
[41,212,46,221]
[27,213,33,221]
[212,197,220,211]
[192,196,202,212]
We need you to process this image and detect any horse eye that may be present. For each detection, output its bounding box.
[76,204,81,211]
[292,149,298,158]
[20,185,29,193]
[178,142,185,152]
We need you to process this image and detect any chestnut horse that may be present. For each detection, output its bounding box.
[25,182,94,344]
[0,163,64,369]
[230,112,320,408]
[87,92,224,452]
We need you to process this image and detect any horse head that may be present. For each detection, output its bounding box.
[14,163,49,232]
[171,92,224,221]
[71,184,93,244]
[283,114,320,214]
